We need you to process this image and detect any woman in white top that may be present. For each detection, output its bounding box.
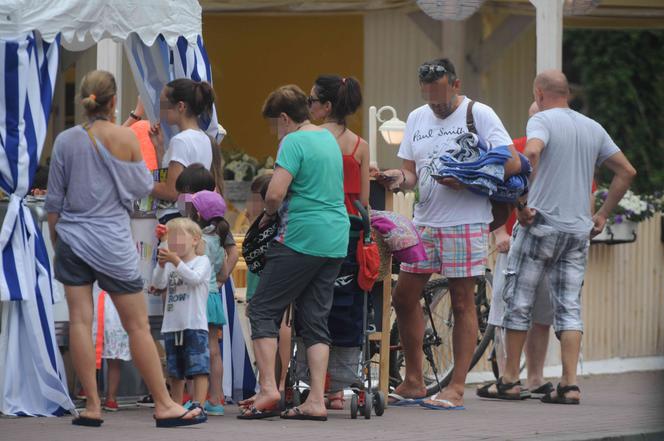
[149,79,215,224]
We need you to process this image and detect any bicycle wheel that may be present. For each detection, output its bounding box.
[389,271,494,396]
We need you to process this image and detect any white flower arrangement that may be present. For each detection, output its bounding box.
[594,189,657,224]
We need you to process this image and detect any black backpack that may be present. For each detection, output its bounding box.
[242,212,279,274]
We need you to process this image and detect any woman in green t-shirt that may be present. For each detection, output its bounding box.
[239,85,349,421]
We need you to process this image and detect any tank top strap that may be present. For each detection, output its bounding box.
[351,134,361,156]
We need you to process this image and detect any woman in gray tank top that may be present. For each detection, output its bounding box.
[45,70,205,428]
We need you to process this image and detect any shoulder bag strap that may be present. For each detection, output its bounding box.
[466,100,477,135]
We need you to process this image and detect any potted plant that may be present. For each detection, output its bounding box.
[592,189,656,244]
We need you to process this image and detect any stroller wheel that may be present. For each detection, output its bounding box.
[363,393,372,419]
[374,391,386,416]
[350,394,358,419]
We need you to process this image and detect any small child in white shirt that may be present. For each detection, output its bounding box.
[151,217,211,410]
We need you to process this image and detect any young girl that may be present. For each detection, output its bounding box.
[150,79,215,224]
[189,189,230,416]
[151,218,212,410]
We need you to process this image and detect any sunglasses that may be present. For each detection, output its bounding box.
[418,64,448,81]
[307,96,321,106]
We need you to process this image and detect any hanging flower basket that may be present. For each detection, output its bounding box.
[591,220,637,244]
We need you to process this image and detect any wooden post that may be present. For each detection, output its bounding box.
[530,0,564,72]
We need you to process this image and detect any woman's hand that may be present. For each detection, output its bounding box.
[149,122,164,158]
[259,211,277,229]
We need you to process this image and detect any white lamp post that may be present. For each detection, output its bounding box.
[369,105,406,170]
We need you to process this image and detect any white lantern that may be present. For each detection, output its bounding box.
[416,0,486,21]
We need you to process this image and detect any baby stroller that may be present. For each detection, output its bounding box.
[284,201,385,419]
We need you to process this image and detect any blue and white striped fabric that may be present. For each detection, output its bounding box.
[124,34,222,144]
[220,278,258,402]
[0,31,74,416]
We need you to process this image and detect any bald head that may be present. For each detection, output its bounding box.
[534,70,569,98]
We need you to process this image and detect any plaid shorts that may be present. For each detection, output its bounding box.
[501,214,590,333]
[164,329,210,379]
[400,223,489,278]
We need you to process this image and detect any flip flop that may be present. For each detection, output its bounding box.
[419,397,465,411]
[154,408,208,428]
[388,392,424,406]
[72,415,104,427]
[280,407,327,421]
[236,405,281,420]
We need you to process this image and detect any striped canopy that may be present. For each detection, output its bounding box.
[0,4,220,414]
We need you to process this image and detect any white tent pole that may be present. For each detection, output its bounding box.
[96,39,123,123]
[530,0,564,73]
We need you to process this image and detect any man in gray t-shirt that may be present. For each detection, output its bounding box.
[491,70,636,405]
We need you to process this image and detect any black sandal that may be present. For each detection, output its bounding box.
[529,382,554,399]
[495,377,528,400]
[477,381,531,400]
[541,383,580,405]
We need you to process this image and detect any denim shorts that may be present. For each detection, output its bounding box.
[164,329,210,379]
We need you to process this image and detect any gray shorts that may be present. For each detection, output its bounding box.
[488,251,553,327]
[54,239,144,295]
[248,241,343,348]
[500,215,589,333]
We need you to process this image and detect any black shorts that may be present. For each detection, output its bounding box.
[249,242,343,348]
[53,239,144,295]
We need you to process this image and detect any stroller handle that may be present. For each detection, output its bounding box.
[353,200,371,244]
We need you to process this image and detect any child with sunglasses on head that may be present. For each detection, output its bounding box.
[151,218,211,413]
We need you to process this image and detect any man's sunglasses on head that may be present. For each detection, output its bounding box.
[418,64,448,81]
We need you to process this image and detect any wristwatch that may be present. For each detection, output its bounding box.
[129,110,142,120]
[263,208,277,218]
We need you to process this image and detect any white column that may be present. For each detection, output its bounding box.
[530,0,564,73]
[96,39,123,123]
[369,105,378,169]
[441,21,466,80]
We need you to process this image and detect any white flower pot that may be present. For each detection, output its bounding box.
[591,220,637,244]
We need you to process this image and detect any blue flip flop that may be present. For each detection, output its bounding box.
[419,397,465,410]
[388,393,424,406]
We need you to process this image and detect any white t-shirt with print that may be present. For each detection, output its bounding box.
[152,255,211,333]
[397,97,512,228]
[157,129,213,219]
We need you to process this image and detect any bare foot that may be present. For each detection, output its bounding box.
[389,381,427,403]
[423,386,464,408]
[286,398,326,418]
[326,391,345,410]
[250,390,281,411]
[238,394,256,408]
[548,384,581,402]
[154,401,202,420]
[78,403,102,421]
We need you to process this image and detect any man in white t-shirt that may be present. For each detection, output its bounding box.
[492,70,635,405]
[377,58,522,410]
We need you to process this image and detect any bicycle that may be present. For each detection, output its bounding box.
[388,269,496,396]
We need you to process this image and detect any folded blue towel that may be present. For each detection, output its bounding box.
[437,134,531,202]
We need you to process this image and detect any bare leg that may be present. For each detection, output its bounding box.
[525,323,550,390]
[65,285,101,419]
[555,330,582,401]
[110,293,201,420]
[391,271,431,399]
[106,359,121,402]
[427,277,477,407]
[501,328,529,396]
[284,343,328,417]
[277,312,292,391]
[193,375,209,405]
[170,379,185,405]
[251,338,281,409]
[207,325,224,405]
